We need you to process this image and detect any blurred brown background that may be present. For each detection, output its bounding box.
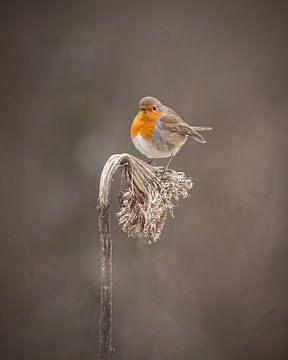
[1,0,288,359]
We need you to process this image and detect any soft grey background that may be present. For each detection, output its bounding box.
[1,0,288,359]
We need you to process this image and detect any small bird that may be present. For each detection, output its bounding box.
[131,96,212,168]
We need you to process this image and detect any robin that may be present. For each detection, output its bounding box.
[131,96,212,168]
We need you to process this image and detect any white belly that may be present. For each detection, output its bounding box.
[133,134,170,159]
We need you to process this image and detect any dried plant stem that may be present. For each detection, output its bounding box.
[97,155,123,360]
[97,153,193,359]
[97,154,134,360]
[97,204,112,360]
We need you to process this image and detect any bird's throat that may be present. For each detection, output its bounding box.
[131,111,165,140]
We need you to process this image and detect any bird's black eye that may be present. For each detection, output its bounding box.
[152,105,157,111]
[141,107,145,111]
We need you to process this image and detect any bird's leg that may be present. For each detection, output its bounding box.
[165,155,174,170]
[147,158,155,165]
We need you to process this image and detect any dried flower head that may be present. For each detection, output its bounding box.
[116,156,193,243]
[98,154,193,244]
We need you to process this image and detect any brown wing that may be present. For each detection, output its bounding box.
[160,115,212,143]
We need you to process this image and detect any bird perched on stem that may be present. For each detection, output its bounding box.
[131,96,212,168]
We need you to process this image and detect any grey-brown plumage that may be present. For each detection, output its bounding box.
[159,115,212,144]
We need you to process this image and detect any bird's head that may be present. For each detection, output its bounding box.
[139,96,162,113]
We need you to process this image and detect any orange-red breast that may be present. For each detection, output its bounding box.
[131,96,212,167]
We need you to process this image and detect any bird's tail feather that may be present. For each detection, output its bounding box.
[187,126,212,143]
[192,126,213,131]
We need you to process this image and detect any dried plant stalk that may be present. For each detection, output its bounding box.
[97,153,193,359]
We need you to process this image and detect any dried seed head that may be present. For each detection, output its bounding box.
[117,157,193,243]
